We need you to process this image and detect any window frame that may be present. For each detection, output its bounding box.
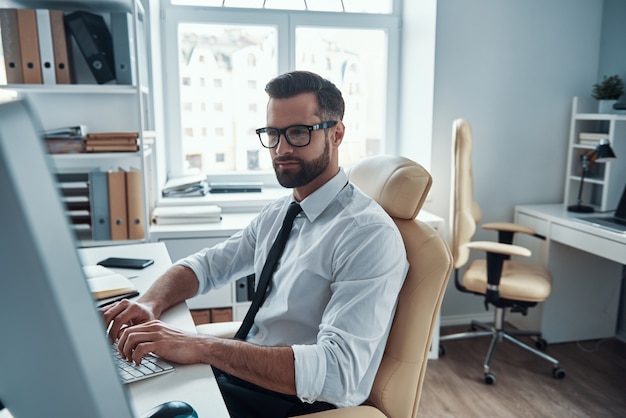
[160,3,401,186]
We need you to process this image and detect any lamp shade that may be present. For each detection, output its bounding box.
[594,139,616,162]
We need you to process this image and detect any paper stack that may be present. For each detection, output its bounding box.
[152,205,222,225]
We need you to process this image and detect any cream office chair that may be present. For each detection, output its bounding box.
[438,119,565,385]
[197,155,453,417]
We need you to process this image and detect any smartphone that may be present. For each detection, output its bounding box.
[97,257,154,270]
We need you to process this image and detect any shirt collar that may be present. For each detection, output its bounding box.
[294,168,348,222]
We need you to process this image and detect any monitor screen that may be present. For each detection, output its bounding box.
[0,95,134,417]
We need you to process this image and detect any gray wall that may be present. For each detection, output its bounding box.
[422,0,613,320]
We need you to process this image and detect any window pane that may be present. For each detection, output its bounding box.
[178,23,278,174]
[171,0,393,13]
[296,27,387,167]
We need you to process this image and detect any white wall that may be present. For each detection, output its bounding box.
[408,0,605,320]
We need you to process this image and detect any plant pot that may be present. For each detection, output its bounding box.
[598,99,618,114]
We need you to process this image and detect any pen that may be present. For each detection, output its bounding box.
[97,291,140,308]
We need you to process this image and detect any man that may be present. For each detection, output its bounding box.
[103,71,408,417]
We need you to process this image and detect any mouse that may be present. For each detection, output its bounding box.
[142,400,198,418]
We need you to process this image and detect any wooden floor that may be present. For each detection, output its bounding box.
[418,326,626,417]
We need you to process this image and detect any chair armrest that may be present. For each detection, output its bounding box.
[306,405,386,417]
[196,321,242,339]
[482,221,536,236]
[465,241,531,257]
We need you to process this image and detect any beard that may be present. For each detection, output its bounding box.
[273,136,330,188]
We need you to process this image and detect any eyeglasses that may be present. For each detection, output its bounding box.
[256,121,338,149]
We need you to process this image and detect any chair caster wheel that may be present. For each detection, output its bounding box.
[484,372,496,385]
[552,367,566,379]
[438,344,446,357]
[535,338,548,350]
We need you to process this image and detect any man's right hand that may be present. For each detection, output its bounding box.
[101,298,157,342]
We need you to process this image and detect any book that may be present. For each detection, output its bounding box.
[84,138,138,145]
[85,144,139,152]
[44,136,84,154]
[578,132,608,141]
[87,131,139,139]
[82,265,137,300]
[0,9,24,84]
[16,9,42,84]
[152,205,222,225]
[108,170,128,240]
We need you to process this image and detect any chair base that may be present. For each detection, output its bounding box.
[439,307,565,384]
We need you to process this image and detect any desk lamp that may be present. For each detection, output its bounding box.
[567,139,617,213]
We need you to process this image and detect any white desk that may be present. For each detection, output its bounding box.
[78,242,230,418]
[513,204,626,343]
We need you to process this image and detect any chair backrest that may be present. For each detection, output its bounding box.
[349,155,452,418]
[451,118,482,269]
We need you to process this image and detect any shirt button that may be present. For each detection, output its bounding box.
[263,300,270,307]
[256,332,264,340]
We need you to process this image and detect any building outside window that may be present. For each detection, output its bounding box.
[162,0,399,184]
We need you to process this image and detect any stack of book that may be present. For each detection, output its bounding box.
[578,132,608,146]
[43,125,86,154]
[85,131,139,152]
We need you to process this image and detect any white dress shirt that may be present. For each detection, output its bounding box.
[177,168,409,407]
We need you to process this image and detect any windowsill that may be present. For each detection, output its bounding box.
[155,186,291,214]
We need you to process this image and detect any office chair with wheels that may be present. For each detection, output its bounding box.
[438,118,565,385]
[197,155,453,417]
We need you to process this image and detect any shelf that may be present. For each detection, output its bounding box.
[574,112,626,121]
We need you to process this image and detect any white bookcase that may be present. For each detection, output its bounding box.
[0,0,155,246]
[563,97,626,212]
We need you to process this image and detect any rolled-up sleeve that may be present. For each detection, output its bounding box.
[175,218,259,295]
[291,222,408,406]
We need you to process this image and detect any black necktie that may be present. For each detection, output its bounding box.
[234,201,303,340]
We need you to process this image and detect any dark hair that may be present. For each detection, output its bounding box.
[265,71,345,121]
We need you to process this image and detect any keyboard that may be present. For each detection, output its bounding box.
[111,343,175,384]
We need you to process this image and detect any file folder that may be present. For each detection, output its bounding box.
[125,169,145,240]
[16,9,42,84]
[110,12,135,85]
[64,11,115,84]
[107,170,128,240]
[89,169,111,241]
[0,9,24,84]
[35,9,55,84]
[49,9,71,84]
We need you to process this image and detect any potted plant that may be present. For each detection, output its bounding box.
[592,75,624,113]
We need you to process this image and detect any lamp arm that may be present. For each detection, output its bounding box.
[576,154,590,206]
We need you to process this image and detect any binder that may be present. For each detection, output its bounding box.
[64,11,115,84]
[16,9,42,84]
[107,170,128,240]
[35,9,55,84]
[110,12,135,85]
[49,10,71,84]
[125,169,145,240]
[0,9,24,84]
[89,169,111,240]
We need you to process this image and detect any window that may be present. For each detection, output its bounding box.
[162,1,400,183]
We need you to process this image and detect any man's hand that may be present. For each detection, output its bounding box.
[116,320,208,365]
[101,298,157,342]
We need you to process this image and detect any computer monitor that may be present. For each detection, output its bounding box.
[0,95,134,417]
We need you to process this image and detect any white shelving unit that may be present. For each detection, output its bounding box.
[563,97,626,212]
[0,0,155,246]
